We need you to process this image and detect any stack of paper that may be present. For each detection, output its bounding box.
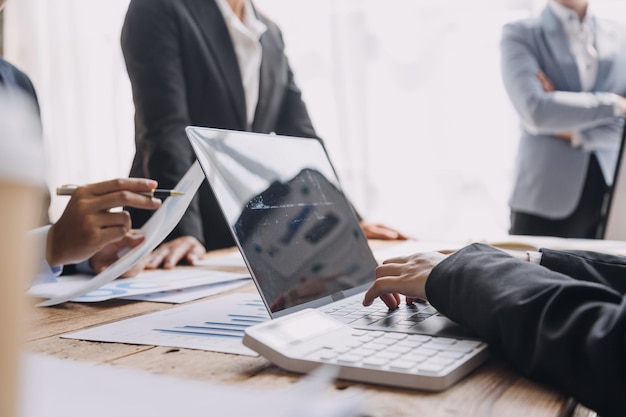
[31,162,251,306]
[28,268,250,304]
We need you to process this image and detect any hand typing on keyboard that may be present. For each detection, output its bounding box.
[363,251,449,309]
[325,298,437,331]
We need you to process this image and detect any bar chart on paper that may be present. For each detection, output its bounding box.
[62,293,269,356]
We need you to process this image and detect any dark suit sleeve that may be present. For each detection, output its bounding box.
[426,243,626,417]
[121,0,205,244]
[539,248,626,294]
[249,14,317,138]
[270,28,317,140]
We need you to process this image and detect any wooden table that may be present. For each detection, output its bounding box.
[25,247,594,417]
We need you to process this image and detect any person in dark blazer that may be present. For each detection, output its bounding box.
[502,0,626,238]
[121,0,406,269]
[363,243,626,417]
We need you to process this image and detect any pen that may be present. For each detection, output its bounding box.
[55,184,184,199]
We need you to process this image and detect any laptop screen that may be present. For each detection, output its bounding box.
[186,127,378,318]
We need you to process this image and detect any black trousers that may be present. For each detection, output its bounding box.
[509,154,609,239]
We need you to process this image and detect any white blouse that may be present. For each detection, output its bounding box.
[214,0,268,128]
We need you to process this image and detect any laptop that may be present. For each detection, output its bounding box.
[186,126,476,340]
[600,118,626,240]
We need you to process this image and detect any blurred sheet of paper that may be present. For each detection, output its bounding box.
[193,250,246,267]
[36,162,205,307]
[19,354,365,417]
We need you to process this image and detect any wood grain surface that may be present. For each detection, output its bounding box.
[25,245,585,417]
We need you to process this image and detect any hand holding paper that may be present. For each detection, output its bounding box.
[37,162,205,307]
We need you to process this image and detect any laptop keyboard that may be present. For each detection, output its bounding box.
[322,296,438,331]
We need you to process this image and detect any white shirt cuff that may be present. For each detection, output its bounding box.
[610,95,625,117]
[570,131,584,148]
[29,225,63,286]
[526,251,543,265]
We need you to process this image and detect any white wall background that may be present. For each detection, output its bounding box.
[5,0,626,241]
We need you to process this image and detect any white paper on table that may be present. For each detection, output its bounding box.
[29,268,249,302]
[37,161,205,307]
[372,239,466,263]
[122,278,250,303]
[192,250,246,267]
[62,292,268,356]
[20,353,365,417]
[481,234,626,255]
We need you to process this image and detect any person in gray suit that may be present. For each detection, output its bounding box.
[502,0,626,238]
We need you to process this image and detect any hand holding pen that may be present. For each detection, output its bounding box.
[57,184,183,199]
[47,178,175,270]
